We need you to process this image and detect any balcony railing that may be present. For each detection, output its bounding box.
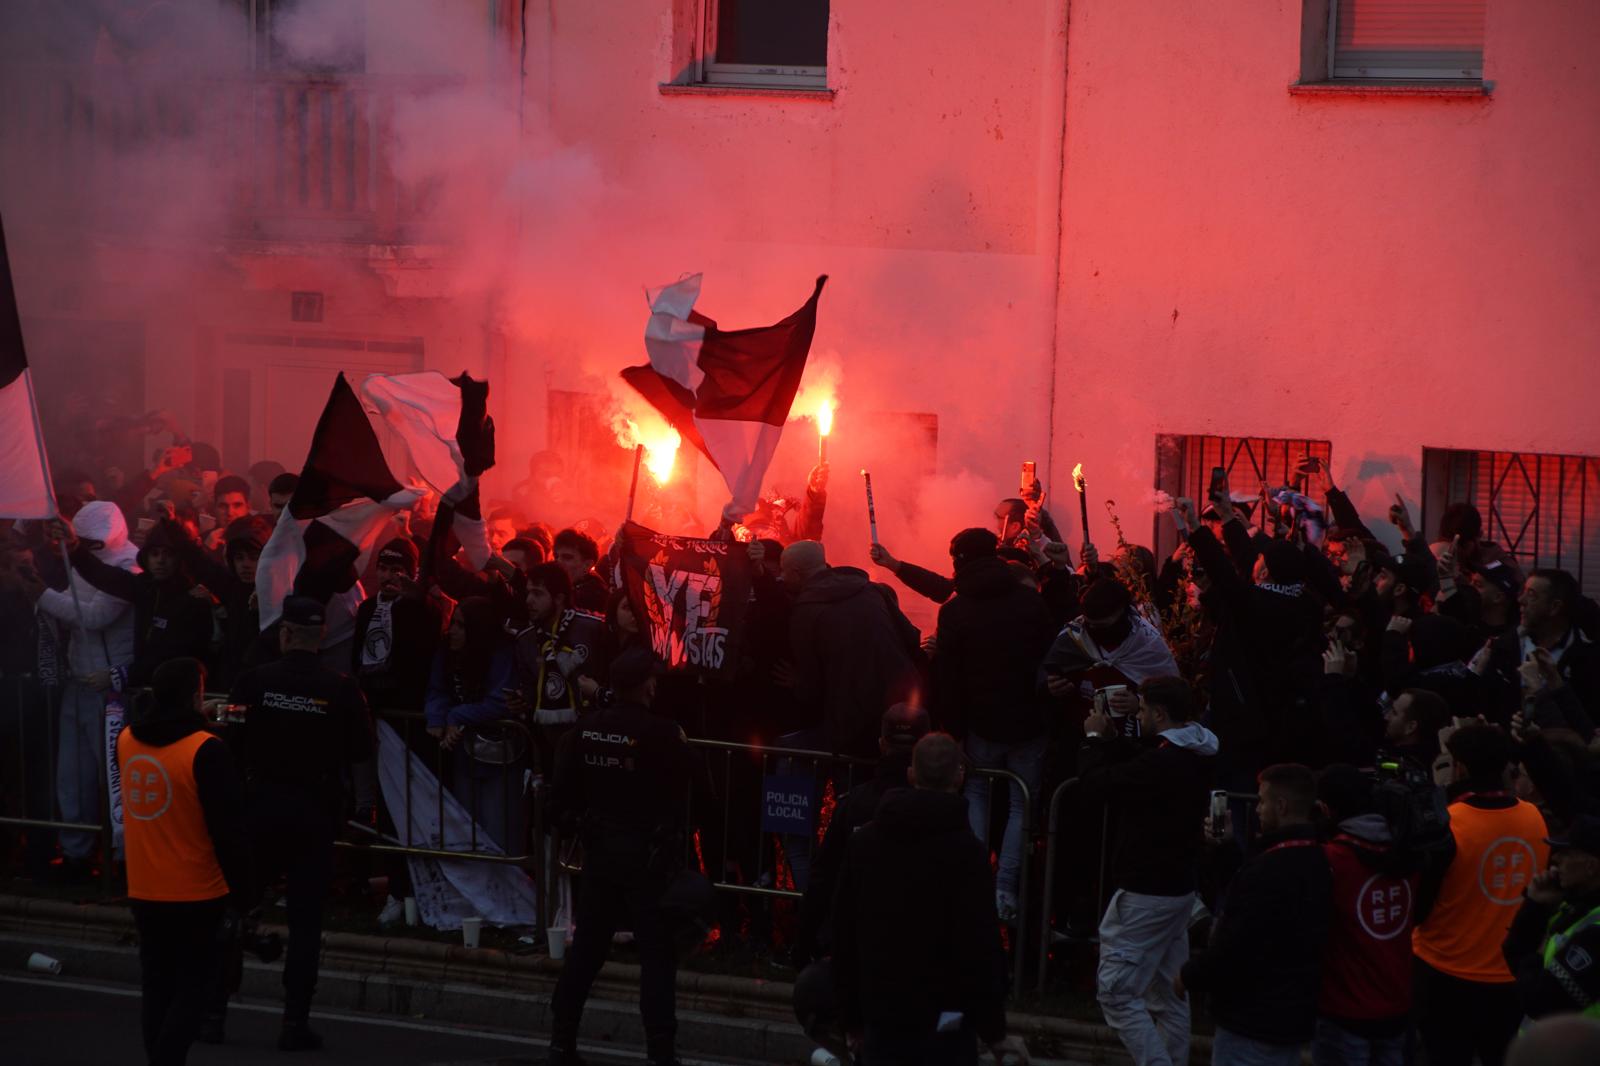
[0,69,467,246]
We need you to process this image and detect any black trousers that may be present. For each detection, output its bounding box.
[131,898,225,1066]
[0,676,57,876]
[550,862,677,1060]
[1413,957,1523,1066]
[249,787,336,1020]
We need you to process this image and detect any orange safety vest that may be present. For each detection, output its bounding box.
[117,728,229,903]
[1413,796,1549,983]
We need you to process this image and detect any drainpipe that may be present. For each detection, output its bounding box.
[1044,0,1072,500]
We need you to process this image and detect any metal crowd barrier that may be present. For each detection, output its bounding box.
[683,737,1034,998]
[0,675,116,892]
[1034,781,1261,994]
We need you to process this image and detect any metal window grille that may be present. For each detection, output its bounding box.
[1422,448,1600,598]
[1153,434,1333,559]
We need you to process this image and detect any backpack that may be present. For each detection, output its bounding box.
[1373,760,1453,873]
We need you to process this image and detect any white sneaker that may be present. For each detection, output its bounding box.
[377,895,405,926]
[996,891,1019,924]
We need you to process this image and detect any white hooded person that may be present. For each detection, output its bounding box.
[30,501,140,872]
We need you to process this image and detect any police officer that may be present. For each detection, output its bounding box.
[547,646,694,1066]
[227,595,375,1051]
[1505,813,1600,1022]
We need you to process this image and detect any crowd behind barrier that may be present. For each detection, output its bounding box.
[8,439,1600,1066]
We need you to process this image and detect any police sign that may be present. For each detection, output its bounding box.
[760,773,816,835]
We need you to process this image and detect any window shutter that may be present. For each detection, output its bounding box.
[1333,0,1485,79]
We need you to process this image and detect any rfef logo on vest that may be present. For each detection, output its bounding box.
[1478,836,1537,904]
[1356,874,1413,941]
[123,754,173,821]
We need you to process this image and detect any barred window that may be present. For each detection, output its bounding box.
[1152,434,1333,559]
[1422,448,1600,597]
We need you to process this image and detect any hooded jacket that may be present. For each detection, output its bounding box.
[789,567,923,758]
[933,555,1057,741]
[1182,822,1332,1045]
[1079,721,1218,895]
[832,787,1007,1044]
[68,518,217,686]
[36,501,139,675]
[1319,814,1420,1033]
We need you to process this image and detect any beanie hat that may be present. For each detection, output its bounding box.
[1261,540,1308,585]
[948,527,999,571]
[377,536,420,574]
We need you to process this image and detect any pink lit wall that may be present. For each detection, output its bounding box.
[1052,0,1600,554]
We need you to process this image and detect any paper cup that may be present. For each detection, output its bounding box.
[27,952,62,975]
[461,916,482,949]
[403,897,418,927]
[547,925,566,961]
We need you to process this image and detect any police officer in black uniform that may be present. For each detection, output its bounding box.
[228,595,375,1051]
[548,646,694,1066]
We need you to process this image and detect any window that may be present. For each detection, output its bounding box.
[1152,434,1333,560]
[696,0,829,89]
[1422,448,1600,597]
[1328,0,1484,80]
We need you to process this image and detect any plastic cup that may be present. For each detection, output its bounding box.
[403,897,418,927]
[547,925,566,961]
[27,952,62,975]
[461,916,482,949]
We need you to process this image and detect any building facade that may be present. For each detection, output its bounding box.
[3,1,1596,595]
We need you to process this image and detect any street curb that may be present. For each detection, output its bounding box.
[0,894,1171,1064]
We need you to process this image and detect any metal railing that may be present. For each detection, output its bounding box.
[1035,781,1261,994]
[683,737,1034,998]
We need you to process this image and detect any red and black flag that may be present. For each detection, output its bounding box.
[621,274,826,520]
[0,213,56,519]
[256,370,495,627]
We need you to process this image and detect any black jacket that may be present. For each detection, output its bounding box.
[1485,627,1600,738]
[831,787,1007,1044]
[229,649,374,814]
[1189,525,1324,781]
[932,556,1056,742]
[550,699,695,880]
[795,750,912,965]
[1503,889,1600,1020]
[1182,824,1332,1045]
[351,591,443,713]
[1078,723,1218,895]
[70,528,215,686]
[790,567,923,758]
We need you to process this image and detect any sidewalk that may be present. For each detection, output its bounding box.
[0,892,1183,1064]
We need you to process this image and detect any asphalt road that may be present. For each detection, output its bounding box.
[0,973,769,1066]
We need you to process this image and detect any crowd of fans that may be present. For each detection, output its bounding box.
[5,427,1600,1066]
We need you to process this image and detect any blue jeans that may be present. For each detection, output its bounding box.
[963,732,1045,899]
[57,681,105,860]
[1212,1027,1303,1066]
[1311,1017,1404,1066]
[776,729,830,892]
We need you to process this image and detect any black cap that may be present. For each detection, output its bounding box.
[377,536,420,573]
[1546,814,1600,856]
[1374,550,1428,591]
[610,647,665,691]
[281,595,326,627]
[880,702,931,748]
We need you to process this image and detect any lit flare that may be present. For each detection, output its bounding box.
[1072,462,1085,493]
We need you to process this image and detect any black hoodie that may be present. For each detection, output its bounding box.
[127,701,251,908]
[71,519,216,685]
[932,555,1056,741]
[832,787,1007,1044]
[789,567,923,757]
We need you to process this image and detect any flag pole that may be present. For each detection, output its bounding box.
[624,444,644,524]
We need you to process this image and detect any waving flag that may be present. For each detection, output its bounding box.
[0,214,56,519]
[622,274,826,519]
[257,370,495,629]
